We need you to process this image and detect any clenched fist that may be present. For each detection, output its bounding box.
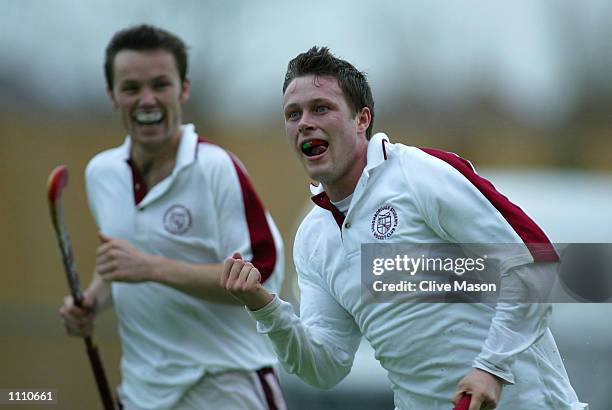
[220,252,274,310]
[453,368,503,410]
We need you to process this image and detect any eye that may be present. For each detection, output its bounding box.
[286,111,300,121]
[120,85,139,94]
[314,105,328,113]
[153,80,171,90]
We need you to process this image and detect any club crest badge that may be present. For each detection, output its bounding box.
[163,204,192,235]
[371,204,398,240]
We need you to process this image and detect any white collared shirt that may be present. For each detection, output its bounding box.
[86,124,284,409]
[252,133,584,409]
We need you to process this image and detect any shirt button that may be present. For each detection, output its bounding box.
[345,222,351,229]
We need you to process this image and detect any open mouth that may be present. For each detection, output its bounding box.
[134,111,164,125]
[301,139,329,157]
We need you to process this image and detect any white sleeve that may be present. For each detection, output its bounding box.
[84,160,100,227]
[207,149,283,294]
[405,150,556,383]
[249,249,362,389]
[472,263,555,384]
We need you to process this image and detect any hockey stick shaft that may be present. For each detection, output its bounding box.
[47,166,116,410]
[83,337,116,410]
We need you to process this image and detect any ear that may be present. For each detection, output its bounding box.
[356,107,372,136]
[107,88,118,110]
[180,78,191,104]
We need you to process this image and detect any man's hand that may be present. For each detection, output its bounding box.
[96,233,158,283]
[59,288,97,337]
[220,252,273,310]
[453,368,503,410]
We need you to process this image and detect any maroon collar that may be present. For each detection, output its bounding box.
[126,158,148,205]
[311,191,345,230]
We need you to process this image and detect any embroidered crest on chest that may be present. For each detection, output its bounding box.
[163,204,193,235]
[371,204,398,240]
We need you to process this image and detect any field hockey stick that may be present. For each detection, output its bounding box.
[453,394,471,410]
[47,165,116,410]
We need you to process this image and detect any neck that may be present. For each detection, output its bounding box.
[323,153,367,202]
[130,132,181,188]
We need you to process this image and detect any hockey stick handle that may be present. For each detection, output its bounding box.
[453,394,471,410]
[72,285,115,410]
[84,337,116,410]
[72,286,115,410]
[73,294,115,409]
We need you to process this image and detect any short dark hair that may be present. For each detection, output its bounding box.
[104,24,188,89]
[283,46,375,139]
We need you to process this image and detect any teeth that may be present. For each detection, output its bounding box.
[135,112,163,124]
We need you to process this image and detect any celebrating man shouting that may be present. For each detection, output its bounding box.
[222,46,587,410]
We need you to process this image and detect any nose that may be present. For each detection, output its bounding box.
[298,112,315,134]
[139,87,156,107]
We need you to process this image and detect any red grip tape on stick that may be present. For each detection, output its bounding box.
[453,394,471,410]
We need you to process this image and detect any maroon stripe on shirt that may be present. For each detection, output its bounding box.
[256,367,284,410]
[419,147,558,262]
[126,159,148,205]
[198,137,277,282]
[229,157,277,282]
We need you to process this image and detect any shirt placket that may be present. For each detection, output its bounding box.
[342,172,370,255]
[134,203,149,240]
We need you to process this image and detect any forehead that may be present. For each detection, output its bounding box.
[283,75,345,107]
[113,49,179,82]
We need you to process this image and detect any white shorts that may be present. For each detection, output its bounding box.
[119,367,286,410]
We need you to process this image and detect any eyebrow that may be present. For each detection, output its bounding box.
[284,97,335,111]
[119,74,171,85]
[310,97,335,105]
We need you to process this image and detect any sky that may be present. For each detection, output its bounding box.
[1,0,611,127]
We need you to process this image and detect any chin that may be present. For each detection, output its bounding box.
[134,134,169,150]
[307,170,336,186]
[133,124,168,140]
[303,165,324,180]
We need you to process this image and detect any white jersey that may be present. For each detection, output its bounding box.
[251,133,586,409]
[85,124,284,409]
